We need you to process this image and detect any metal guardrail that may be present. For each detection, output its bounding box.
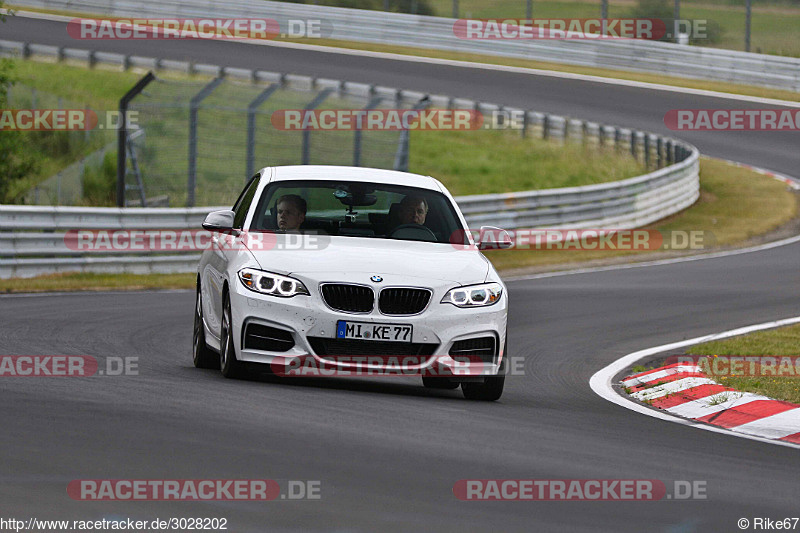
[0,41,699,279]
[8,0,800,91]
[0,153,699,279]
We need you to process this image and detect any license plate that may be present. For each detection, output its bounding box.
[336,321,412,343]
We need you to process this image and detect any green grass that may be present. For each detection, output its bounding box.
[410,129,646,195]
[482,157,798,271]
[689,323,800,357]
[0,272,196,293]
[11,59,143,110]
[687,323,800,403]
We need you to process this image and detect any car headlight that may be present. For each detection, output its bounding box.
[238,268,310,298]
[441,282,502,308]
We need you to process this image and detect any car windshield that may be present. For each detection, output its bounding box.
[250,180,467,244]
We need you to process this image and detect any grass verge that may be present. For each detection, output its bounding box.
[0,272,196,293]
[687,323,800,403]
[410,129,645,195]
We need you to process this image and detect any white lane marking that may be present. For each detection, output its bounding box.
[504,233,800,283]
[731,408,800,439]
[666,391,766,419]
[590,316,800,449]
[630,377,717,401]
[621,365,701,387]
[9,11,800,108]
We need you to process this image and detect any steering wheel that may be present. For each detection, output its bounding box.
[389,224,438,242]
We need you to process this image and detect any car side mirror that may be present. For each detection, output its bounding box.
[478,226,513,250]
[202,210,236,232]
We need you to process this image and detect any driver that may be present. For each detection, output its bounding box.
[276,194,306,231]
[398,195,428,226]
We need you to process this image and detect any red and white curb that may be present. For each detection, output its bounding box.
[590,316,800,449]
[714,157,800,190]
[623,362,800,444]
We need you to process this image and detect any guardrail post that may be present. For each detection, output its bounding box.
[617,128,631,154]
[567,119,584,143]
[585,122,600,147]
[301,87,335,165]
[117,71,155,207]
[656,137,664,168]
[521,110,528,139]
[187,77,224,207]
[246,84,279,181]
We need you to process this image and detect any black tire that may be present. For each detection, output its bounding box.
[193,286,219,369]
[461,339,507,401]
[220,292,247,379]
[422,376,460,390]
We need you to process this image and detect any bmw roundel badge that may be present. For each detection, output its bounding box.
[370,275,383,283]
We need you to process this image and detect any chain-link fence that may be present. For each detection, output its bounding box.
[122,75,410,208]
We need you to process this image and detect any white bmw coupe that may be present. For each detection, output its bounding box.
[193,166,510,400]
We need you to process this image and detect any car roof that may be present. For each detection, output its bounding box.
[264,165,441,192]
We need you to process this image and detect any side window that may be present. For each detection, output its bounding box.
[233,176,260,229]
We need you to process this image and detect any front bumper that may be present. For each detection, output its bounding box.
[229,276,508,378]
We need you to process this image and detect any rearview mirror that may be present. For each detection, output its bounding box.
[202,210,235,232]
[478,226,513,251]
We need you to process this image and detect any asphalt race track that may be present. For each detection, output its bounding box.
[2,15,800,532]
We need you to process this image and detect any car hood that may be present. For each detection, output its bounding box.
[247,235,489,285]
